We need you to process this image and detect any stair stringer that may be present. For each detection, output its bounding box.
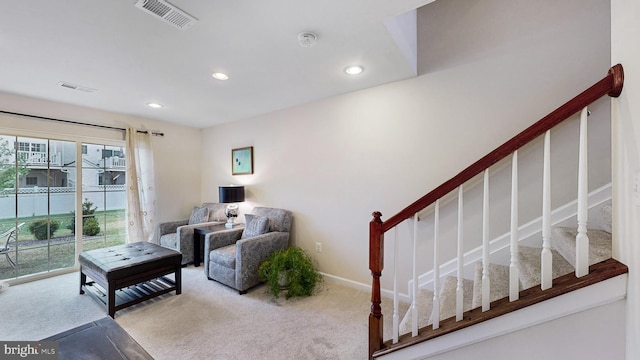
[377,273,627,360]
[410,183,611,294]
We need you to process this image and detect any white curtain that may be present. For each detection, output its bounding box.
[125,128,157,243]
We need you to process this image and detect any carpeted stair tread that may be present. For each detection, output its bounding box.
[428,276,473,323]
[518,245,575,290]
[471,262,511,309]
[385,288,435,337]
[418,288,435,328]
[551,227,612,268]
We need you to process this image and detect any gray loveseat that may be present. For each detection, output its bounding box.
[157,203,227,265]
[204,207,292,294]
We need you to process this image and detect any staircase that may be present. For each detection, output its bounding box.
[395,219,613,333]
[368,65,628,359]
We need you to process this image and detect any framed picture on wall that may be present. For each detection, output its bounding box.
[232,146,254,175]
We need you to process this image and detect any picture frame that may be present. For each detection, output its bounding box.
[232,146,254,175]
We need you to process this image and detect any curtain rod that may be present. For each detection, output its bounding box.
[0,110,164,136]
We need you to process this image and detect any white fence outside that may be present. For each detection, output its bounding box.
[0,186,126,219]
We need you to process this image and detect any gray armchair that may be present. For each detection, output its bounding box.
[158,203,227,265]
[204,207,293,294]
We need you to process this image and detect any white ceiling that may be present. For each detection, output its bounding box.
[0,0,433,128]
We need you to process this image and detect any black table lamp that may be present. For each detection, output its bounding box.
[219,185,245,228]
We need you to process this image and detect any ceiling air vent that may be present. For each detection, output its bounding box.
[135,0,198,30]
[57,82,96,93]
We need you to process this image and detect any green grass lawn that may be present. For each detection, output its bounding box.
[0,210,127,280]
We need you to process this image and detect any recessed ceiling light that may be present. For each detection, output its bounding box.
[344,65,364,75]
[147,103,163,108]
[212,72,229,80]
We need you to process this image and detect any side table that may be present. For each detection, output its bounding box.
[193,223,244,267]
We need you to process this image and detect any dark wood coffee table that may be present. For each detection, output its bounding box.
[79,242,182,318]
[193,223,244,266]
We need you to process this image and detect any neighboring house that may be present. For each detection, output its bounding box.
[0,136,127,219]
[4,137,70,189]
[0,135,125,191]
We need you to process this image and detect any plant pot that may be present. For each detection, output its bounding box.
[278,270,290,289]
[258,246,321,299]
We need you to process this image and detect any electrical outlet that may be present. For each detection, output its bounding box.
[315,242,322,253]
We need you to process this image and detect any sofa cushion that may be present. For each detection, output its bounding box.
[209,244,236,269]
[188,206,209,225]
[159,233,178,249]
[241,214,269,239]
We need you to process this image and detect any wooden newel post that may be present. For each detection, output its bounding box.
[369,211,384,359]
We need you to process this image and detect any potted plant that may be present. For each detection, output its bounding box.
[258,246,321,299]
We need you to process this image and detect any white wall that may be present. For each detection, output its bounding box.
[201,0,612,291]
[0,91,202,224]
[421,300,626,360]
[611,0,640,359]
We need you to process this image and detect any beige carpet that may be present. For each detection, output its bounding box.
[0,272,106,341]
[0,267,396,360]
[116,267,373,360]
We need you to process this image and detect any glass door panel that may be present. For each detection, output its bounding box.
[13,138,77,277]
[81,143,126,251]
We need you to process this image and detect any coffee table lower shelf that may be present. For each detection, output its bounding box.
[82,276,177,315]
[83,276,176,317]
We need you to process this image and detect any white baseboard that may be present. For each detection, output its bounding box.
[320,272,411,303]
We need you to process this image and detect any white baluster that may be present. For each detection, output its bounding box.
[482,169,491,312]
[432,200,441,330]
[412,213,418,337]
[456,186,464,321]
[541,130,553,290]
[393,226,399,344]
[399,220,414,334]
[510,151,520,301]
[576,107,590,277]
[399,220,415,334]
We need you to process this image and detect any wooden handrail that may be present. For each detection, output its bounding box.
[381,64,624,233]
[368,64,624,359]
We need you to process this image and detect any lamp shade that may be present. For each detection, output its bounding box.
[219,185,245,203]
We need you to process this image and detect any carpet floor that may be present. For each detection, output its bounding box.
[0,267,383,360]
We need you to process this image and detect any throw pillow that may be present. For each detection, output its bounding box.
[188,206,209,225]
[202,203,227,222]
[241,214,269,239]
[209,206,227,222]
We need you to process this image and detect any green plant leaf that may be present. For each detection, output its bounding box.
[258,246,321,299]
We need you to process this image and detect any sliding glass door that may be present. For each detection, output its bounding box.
[0,135,126,280]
